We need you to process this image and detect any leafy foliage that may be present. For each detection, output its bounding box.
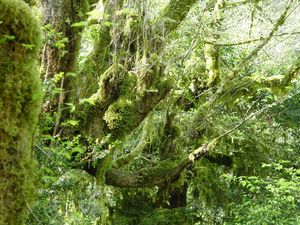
[224,162,300,225]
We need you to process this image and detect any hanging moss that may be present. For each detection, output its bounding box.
[0,0,41,223]
[204,43,221,86]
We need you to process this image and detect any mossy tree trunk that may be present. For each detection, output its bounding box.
[40,0,95,80]
[69,0,197,137]
[0,0,41,224]
[39,0,99,135]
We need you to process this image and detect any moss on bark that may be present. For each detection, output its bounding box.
[104,98,139,137]
[0,0,41,223]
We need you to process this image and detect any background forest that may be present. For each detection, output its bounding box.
[0,0,300,224]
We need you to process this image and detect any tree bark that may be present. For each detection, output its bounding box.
[40,0,91,80]
[0,0,41,223]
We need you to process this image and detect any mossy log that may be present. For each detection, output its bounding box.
[0,0,41,223]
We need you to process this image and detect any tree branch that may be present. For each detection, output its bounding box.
[226,0,261,8]
[105,145,208,188]
[104,98,275,188]
[204,31,300,46]
[234,0,292,71]
[158,0,198,35]
[207,0,292,107]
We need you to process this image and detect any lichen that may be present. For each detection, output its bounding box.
[0,0,41,223]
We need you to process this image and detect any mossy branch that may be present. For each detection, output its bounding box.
[105,145,209,188]
[233,0,292,73]
[204,0,225,86]
[158,0,198,35]
[245,58,300,91]
[71,0,125,100]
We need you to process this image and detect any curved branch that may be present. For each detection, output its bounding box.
[234,0,292,72]
[105,145,209,188]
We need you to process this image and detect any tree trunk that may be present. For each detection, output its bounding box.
[0,0,41,223]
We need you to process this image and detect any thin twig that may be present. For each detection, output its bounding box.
[204,31,300,46]
[235,0,292,71]
[213,105,269,142]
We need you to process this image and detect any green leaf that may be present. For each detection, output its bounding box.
[71,21,88,28]
[102,21,113,27]
[64,152,71,160]
[87,9,104,18]
[0,34,15,44]
[79,97,96,105]
[61,120,79,127]
[22,43,35,50]
[66,103,76,113]
[71,147,85,154]
[53,72,64,83]
[66,72,77,77]
[53,87,64,94]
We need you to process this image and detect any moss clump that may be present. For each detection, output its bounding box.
[93,64,125,103]
[103,98,138,137]
[0,0,41,223]
[139,157,181,181]
[119,71,137,96]
[92,64,137,103]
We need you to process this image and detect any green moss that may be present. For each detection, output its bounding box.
[103,98,138,137]
[93,64,125,103]
[93,64,137,103]
[140,158,179,179]
[119,71,137,96]
[0,0,41,223]
[96,151,113,184]
[204,43,220,86]
[160,0,197,34]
